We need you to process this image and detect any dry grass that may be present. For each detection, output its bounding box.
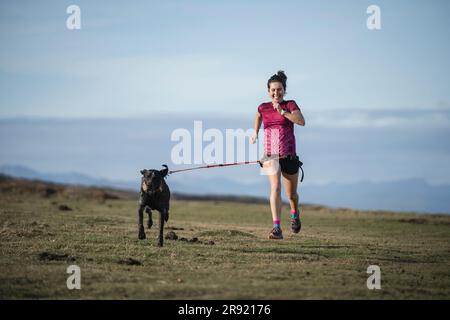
[0,176,449,299]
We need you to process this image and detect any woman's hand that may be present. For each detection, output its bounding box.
[272,102,283,114]
[252,112,262,143]
[250,132,258,144]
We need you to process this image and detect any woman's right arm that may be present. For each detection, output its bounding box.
[251,111,262,144]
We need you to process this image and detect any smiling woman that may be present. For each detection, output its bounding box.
[251,70,306,240]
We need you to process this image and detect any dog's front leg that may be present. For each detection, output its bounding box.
[146,207,153,229]
[157,210,165,247]
[138,204,146,240]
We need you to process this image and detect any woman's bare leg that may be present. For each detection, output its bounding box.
[282,171,299,214]
[265,160,282,223]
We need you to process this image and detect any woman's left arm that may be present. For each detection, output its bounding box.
[284,109,306,126]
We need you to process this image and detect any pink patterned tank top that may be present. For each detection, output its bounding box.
[258,100,300,156]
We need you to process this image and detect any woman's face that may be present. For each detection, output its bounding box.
[268,81,285,103]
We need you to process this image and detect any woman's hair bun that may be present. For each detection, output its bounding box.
[277,70,287,82]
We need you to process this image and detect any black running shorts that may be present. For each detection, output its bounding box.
[279,155,301,175]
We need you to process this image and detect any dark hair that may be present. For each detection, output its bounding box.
[267,70,287,91]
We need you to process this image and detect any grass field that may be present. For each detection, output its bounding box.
[0,176,449,299]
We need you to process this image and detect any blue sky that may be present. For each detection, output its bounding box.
[1,1,450,212]
[1,0,450,119]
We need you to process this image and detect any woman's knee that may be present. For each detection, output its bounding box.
[287,192,298,202]
[271,184,281,196]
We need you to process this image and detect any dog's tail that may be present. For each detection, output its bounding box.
[160,164,169,178]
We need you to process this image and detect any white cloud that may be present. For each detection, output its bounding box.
[307,107,450,128]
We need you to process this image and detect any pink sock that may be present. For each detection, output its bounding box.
[291,210,300,218]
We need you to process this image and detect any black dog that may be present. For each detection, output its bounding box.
[138,165,170,247]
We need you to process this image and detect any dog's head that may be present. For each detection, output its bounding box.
[140,165,168,194]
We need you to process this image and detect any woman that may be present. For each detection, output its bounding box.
[250,70,306,239]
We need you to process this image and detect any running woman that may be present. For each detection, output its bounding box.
[250,71,306,239]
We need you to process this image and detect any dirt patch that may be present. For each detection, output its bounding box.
[38,252,75,262]
[169,234,214,245]
[399,218,428,224]
[165,231,178,240]
[118,258,142,266]
[58,204,72,211]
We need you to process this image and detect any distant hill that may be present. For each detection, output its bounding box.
[0,164,138,191]
[0,173,136,201]
[0,173,324,208]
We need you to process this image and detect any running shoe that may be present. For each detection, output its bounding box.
[268,227,283,239]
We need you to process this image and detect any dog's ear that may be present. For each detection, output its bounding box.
[160,164,169,177]
[140,169,148,175]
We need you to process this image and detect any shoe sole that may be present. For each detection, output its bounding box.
[268,235,283,239]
